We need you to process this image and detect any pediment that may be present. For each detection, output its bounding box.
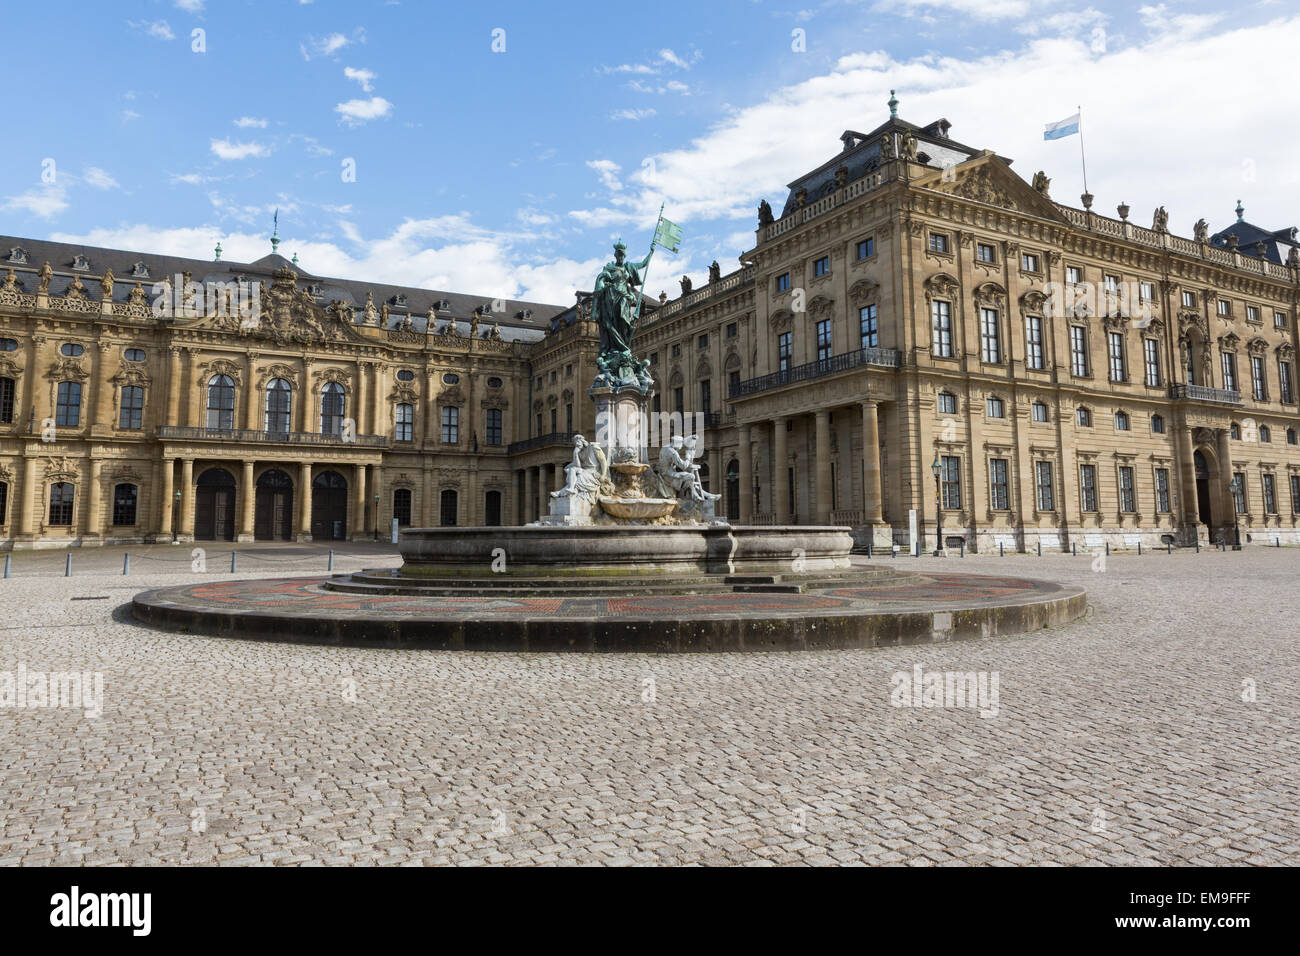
[179,267,369,345]
[915,154,1068,222]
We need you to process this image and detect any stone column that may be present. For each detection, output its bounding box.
[539,464,551,519]
[86,458,103,538]
[523,466,534,523]
[92,343,113,435]
[159,457,175,540]
[166,347,182,428]
[773,417,789,523]
[244,372,259,431]
[814,409,832,524]
[302,362,315,434]
[708,445,721,501]
[18,454,37,538]
[1216,427,1235,533]
[355,361,369,435]
[298,461,313,540]
[239,460,255,542]
[371,364,385,439]
[737,424,752,524]
[180,458,195,539]
[861,401,884,523]
[352,463,368,537]
[1176,425,1198,527]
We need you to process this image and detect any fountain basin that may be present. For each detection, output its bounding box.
[598,496,677,519]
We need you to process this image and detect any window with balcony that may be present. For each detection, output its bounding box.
[207,375,235,430]
[860,305,878,349]
[1251,355,1267,401]
[1280,356,1295,401]
[1222,353,1238,392]
[816,319,832,364]
[320,382,345,435]
[700,380,712,416]
[265,379,291,433]
[777,331,792,372]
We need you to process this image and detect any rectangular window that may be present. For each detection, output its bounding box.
[1025,316,1044,370]
[929,233,949,254]
[1218,299,1231,317]
[1154,468,1171,513]
[700,380,712,416]
[112,484,137,526]
[932,301,953,357]
[395,403,413,441]
[977,243,996,263]
[1070,326,1089,377]
[441,406,459,443]
[776,273,790,292]
[1080,464,1098,512]
[1119,466,1135,513]
[813,256,830,277]
[698,333,709,349]
[486,408,503,445]
[1021,253,1040,273]
[1281,360,1295,404]
[1247,305,1261,323]
[940,455,962,510]
[1291,475,1300,514]
[566,403,573,432]
[980,309,1001,364]
[649,351,659,366]
[1263,473,1278,514]
[937,391,956,415]
[1107,331,1126,382]
[671,344,681,359]
[1032,402,1048,423]
[56,381,82,427]
[816,319,832,363]
[1035,461,1055,512]
[859,305,878,349]
[788,467,796,517]
[726,322,737,338]
[1144,338,1161,387]
[987,396,1004,418]
[0,377,15,424]
[119,385,144,429]
[777,331,792,372]
[1251,355,1267,401]
[1275,311,1288,329]
[1232,472,1247,514]
[728,370,740,396]
[1139,281,1156,302]
[989,459,1009,511]
[856,237,875,260]
[1222,353,1238,392]
[550,408,557,433]
[1067,266,1083,285]
[1182,291,1196,308]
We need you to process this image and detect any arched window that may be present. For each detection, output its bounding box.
[1150,413,1165,434]
[1115,410,1130,431]
[395,403,413,441]
[55,382,82,426]
[440,489,458,526]
[207,374,235,429]
[119,385,144,429]
[48,482,74,525]
[320,382,345,435]
[0,376,14,424]
[112,484,138,525]
[265,378,292,433]
[393,488,412,526]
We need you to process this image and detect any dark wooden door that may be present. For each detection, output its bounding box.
[255,469,295,540]
[195,469,237,541]
[311,472,348,540]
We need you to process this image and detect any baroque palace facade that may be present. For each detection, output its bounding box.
[2,102,1299,550]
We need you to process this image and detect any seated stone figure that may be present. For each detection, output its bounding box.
[553,435,609,503]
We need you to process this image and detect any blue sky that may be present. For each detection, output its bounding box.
[3,0,1298,305]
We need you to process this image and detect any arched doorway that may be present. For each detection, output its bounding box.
[311,470,348,540]
[484,489,502,526]
[725,459,740,521]
[254,468,294,540]
[195,467,236,541]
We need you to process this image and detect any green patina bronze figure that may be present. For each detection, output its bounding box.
[591,238,654,392]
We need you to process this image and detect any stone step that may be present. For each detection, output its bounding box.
[731,583,804,594]
[724,575,782,585]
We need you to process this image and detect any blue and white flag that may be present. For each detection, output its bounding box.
[1043,113,1080,140]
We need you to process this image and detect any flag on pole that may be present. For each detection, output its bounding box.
[653,215,683,253]
[1043,113,1080,141]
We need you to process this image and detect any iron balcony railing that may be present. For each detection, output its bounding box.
[1169,384,1242,406]
[157,425,388,446]
[507,431,577,454]
[730,346,902,398]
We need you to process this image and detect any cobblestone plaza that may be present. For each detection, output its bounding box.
[1,544,1295,865]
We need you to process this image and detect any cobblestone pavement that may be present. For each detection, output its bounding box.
[1,544,1297,865]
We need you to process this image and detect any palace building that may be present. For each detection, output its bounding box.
[2,101,1298,550]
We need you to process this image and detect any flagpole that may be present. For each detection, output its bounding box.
[1077,105,1090,195]
[633,202,664,325]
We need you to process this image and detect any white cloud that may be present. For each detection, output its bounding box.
[2,184,69,219]
[82,167,120,190]
[343,67,377,92]
[234,116,268,128]
[335,96,393,126]
[586,159,623,192]
[209,138,270,160]
[301,29,364,60]
[565,15,1300,240]
[174,0,205,12]
[128,19,175,41]
[611,108,657,121]
[871,0,1043,20]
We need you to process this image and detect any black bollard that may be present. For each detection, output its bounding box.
[123,553,130,575]
[65,553,71,577]
[230,551,237,573]
[329,549,335,571]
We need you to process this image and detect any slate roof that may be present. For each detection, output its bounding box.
[1208,220,1300,265]
[0,234,569,344]
[778,115,1007,218]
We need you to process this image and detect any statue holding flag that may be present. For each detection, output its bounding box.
[590,208,682,393]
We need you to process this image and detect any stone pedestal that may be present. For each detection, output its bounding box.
[591,384,652,465]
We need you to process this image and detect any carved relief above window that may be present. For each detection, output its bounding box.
[973,282,1006,309]
[255,363,298,390]
[198,358,243,388]
[770,309,795,333]
[923,273,959,303]
[848,278,880,303]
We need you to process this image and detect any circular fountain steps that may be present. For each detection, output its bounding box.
[131,569,1087,653]
[320,566,911,598]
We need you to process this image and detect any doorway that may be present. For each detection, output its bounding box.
[254,468,294,540]
[311,470,348,540]
[195,467,236,541]
[1194,449,1213,529]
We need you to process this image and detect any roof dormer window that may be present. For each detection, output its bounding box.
[130,261,149,278]
[7,247,27,264]
[72,255,91,271]
[391,293,407,306]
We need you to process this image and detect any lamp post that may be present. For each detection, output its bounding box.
[173,489,181,543]
[930,454,942,556]
[373,492,380,541]
[1228,475,1242,550]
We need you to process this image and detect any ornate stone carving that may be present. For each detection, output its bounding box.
[1031,170,1051,198]
[923,273,959,302]
[848,278,880,302]
[1194,219,1209,243]
[1152,206,1169,233]
[950,167,1016,209]
[973,282,1006,309]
